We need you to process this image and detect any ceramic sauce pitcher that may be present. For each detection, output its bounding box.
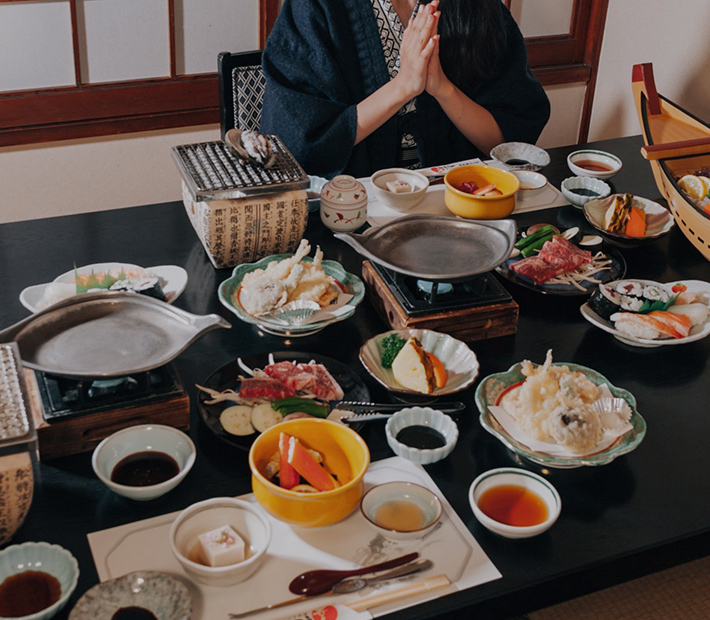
[320,175,368,232]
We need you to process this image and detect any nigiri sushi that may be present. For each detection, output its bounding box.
[610,310,692,340]
[668,303,709,327]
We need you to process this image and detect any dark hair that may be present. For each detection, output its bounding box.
[423,0,508,85]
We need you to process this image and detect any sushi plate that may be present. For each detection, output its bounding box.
[496,243,626,296]
[219,255,365,337]
[475,362,647,468]
[580,278,710,347]
[19,262,188,313]
[196,352,370,451]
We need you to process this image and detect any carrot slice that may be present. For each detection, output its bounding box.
[278,433,300,490]
[624,206,646,237]
[426,353,447,389]
[287,436,336,491]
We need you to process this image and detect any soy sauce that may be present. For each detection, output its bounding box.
[505,158,530,166]
[0,570,61,617]
[574,159,613,172]
[395,425,446,449]
[477,484,548,527]
[112,606,158,620]
[111,451,179,487]
[569,187,600,197]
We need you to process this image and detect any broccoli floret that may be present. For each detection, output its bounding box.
[380,333,406,369]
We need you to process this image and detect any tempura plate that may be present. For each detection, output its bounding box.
[475,362,646,468]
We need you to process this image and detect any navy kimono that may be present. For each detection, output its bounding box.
[261,0,550,178]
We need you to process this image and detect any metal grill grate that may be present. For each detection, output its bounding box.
[172,138,309,201]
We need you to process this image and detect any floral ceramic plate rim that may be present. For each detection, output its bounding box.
[474,361,646,468]
[359,328,480,397]
[20,262,188,313]
[580,278,710,348]
[69,571,191,620]
[218,254,365,336]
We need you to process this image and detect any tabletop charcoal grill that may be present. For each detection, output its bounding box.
[172,137,310,201]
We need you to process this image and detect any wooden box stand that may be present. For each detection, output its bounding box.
[24,370,191,461]
[362,261,519,342]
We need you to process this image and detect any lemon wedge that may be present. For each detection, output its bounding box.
[699,176,710,198]
[678,174,706,201]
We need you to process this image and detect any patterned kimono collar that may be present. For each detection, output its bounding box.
[369,0,421,80]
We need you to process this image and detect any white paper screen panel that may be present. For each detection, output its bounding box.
[508,0,574,38]
[0,2,75,92]
[78,0,170,83]
[177,0,259,75]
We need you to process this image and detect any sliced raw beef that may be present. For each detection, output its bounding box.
[539,236,592,271]
[509,256,564,285]
[296,363,345,401]
[264,361,315,393]
[239,377,295,402]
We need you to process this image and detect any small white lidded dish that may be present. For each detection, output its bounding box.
[567,149,622,180]
[320,175,368,232]
[169,497,272,587]
[360,481,443,540]
[385,407,458,465]
[370,168,429,211]
[561,175,611,208]
[91,424,196,501]
[469,468,561,539]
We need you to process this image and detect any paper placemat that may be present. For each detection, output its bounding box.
[87,457,501,620]
[365,160,567,226]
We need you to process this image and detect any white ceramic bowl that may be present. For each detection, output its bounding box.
[385,407,458,465]
[0,542,79,620]
[512,170,547,192]
[91,424,196,501]
[490,142,550,171]
[370,168,429,211]
[359,329,479,398]
[469,468,561,539]
[169,497,271,587]
[561,176,611,208]
[567,149,622,180]
[69,571,191,620]
[360,481,443,540]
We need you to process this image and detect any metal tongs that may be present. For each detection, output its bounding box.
[337,401,465,423]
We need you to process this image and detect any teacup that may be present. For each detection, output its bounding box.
[320,175,368,232]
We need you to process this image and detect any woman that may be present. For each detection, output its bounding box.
[261,0,549,178]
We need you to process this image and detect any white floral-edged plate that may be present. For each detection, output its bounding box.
[474,361,646,468]
[20,262,188,313]
[69,571,191,620]
[359,329,479,398]
[580,279,710,348]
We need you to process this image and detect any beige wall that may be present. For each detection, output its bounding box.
[1,0,709,223]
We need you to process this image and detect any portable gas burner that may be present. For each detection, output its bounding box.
[23,364,190,460]
[362,260,518,341]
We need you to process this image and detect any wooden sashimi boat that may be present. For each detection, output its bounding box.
[633,62,710,261]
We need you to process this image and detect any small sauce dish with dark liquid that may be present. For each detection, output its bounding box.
[92,424,196,501]
[385,407,459,465]
[567,149,622,180]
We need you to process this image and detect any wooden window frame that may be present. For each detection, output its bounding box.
[0,0,605,147]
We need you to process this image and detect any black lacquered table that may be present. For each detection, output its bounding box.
[1,135,709,620]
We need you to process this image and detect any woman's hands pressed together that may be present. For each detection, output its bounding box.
[394,0,440,100]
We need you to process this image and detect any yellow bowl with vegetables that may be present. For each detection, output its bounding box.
[249,418,370,527]
[444,164,520,219]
